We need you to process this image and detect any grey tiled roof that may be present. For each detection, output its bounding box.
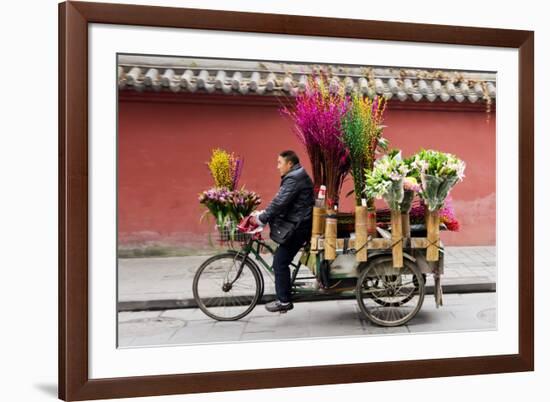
[118,55,496,103]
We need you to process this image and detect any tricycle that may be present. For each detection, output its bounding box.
[192,214,445,327]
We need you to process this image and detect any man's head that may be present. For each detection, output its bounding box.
[277,150,300,177]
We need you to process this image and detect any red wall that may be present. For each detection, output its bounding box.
[118,97,495,248]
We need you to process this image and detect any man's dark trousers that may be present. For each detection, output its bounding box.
[272,222,311,303]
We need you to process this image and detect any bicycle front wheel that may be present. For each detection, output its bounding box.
[192,252,263,321]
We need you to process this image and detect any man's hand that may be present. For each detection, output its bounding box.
[249,210,266,227]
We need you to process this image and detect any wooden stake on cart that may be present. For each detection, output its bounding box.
[426,209,440,261]
[390,210,404,268]
[355,206,368,262]
[324,211,338,260]
[310,206,326,251]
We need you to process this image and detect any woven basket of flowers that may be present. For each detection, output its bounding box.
[216,221,254,244]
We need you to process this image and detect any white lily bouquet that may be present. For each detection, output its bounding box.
[363,149,410,210]
[412,149,466,211]
[364,150,412,268]
[411,149,466,262]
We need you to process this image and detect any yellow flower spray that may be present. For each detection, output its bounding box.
[207,148,233,189]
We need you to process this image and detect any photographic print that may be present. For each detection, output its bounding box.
[116,54,497,347]
[60,2,533,399]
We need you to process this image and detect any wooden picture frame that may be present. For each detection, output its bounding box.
[59,1,534,400]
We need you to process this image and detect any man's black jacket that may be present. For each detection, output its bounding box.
[258,163,315,236]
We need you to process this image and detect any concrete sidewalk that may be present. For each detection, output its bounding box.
[118,292,497,347]
[118,246,496,311]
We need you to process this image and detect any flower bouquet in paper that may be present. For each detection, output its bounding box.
[363,149,409,210]
[411,149,466,261]
[412,149,466,211]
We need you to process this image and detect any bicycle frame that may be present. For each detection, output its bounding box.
[228,236,309,287]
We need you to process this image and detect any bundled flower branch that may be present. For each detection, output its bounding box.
[341,91,388,207]
[207,148,244,191]
[280,72,351,209]
[198,148,261,241]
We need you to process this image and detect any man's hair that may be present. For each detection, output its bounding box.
[279,150,300,165]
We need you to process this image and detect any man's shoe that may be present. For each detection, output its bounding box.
[265,299,294,313]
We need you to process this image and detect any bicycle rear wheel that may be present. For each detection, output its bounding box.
[192,252,263,321]
[355,256,425,327]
